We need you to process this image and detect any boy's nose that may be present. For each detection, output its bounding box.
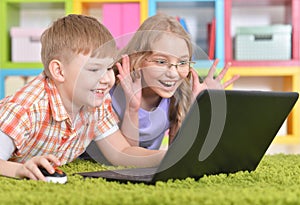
[99,71,110,83]
[99,70,115,85]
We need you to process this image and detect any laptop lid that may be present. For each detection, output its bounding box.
[151,89,298,182]
[77,90,298,184]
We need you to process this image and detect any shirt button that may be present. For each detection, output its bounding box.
[61,136,67,144]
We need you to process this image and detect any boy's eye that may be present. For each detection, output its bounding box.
[89,69,98,72]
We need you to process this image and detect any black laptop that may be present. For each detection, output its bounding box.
[77,89,299,184]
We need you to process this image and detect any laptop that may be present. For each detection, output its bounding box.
[76,89,299,184]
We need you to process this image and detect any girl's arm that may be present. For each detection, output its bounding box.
[115,55,142,146]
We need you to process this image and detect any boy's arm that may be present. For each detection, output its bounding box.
[0,130,61,180]
[120,105,139,146]
[0,131,22,178]
[95,129,166,167]
[0,130,16,160]
[0,156,60,181]
[0,159,36,179]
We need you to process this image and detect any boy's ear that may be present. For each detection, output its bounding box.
[49,60,65,82]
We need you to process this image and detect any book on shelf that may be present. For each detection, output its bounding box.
[177,16,216,60]
[177,17,190,33]
[207,18,216,60]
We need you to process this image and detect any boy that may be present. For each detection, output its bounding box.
[0,14,165,181]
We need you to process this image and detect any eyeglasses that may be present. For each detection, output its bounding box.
[145,58,195,74]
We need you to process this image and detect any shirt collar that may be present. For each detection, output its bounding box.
[44,75,69,122]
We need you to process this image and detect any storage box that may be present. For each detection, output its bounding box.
[10,27,45,62]
[235,25,292,60]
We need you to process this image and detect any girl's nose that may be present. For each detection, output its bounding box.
[165,66,180,78]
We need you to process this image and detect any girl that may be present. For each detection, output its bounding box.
[111,13,239,149]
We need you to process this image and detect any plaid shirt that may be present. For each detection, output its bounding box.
[0,72,118,164]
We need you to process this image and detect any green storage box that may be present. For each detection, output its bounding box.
[235,24,292,60]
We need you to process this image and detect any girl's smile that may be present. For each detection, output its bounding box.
[141,33,190,98]
[158,80,177,88]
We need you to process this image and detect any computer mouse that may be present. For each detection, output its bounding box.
[39,167,67,184]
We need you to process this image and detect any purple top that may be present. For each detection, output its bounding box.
[110,85,170,150]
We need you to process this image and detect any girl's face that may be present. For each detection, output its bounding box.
[141,34,190,98]
[62,53,115,111]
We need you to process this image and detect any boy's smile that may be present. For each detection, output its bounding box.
[60,54,115,114]
[84,57,115,106]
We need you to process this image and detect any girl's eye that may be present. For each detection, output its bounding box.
[154,59,168,65]
[179,60,189,65]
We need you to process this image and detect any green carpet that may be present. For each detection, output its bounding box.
[1,154,300,205]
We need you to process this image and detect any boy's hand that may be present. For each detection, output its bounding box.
[15,154,61,181]
[116,55,142,111]
[191,59,240,99]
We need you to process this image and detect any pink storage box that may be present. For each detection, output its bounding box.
[10,27,45,62]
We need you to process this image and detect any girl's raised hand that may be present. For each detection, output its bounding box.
[191,59,240,99]
[115,55,142,111]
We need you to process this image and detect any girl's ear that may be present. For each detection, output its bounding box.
[48,60,65,82]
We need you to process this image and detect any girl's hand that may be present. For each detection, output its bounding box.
[191,59,240,98]
[115,55,142,111]
[15,154,61,181]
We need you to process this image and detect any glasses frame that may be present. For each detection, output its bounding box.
[144,58,195,72]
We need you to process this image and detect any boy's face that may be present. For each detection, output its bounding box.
[62,53,115,109]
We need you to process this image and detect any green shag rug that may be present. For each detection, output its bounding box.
[2,154,300,205]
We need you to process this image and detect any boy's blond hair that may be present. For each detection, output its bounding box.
[41,14,117,76]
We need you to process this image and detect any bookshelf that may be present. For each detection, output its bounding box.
[0,0,147,98]
[148,0,225,70]
[148,0,300,144]
[224,0,299,67]
[73,0,147,49]
[223,0,300,143]
[0,0,299,145]
[0,0,73,99]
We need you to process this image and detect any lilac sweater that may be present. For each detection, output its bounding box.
[110,86,170,150]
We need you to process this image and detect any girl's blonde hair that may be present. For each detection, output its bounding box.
[41,14,117,77]
[119,13,194,143]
